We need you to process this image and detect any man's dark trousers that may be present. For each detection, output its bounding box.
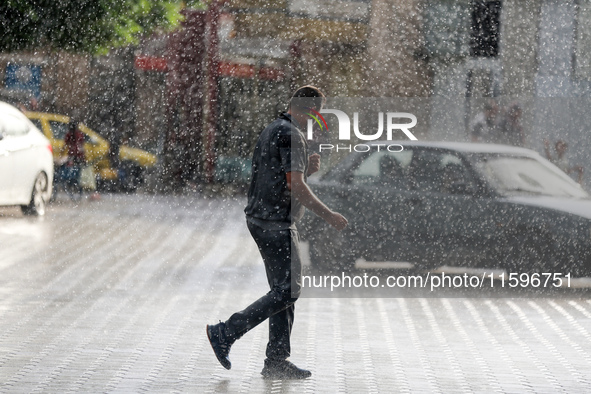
[224,220,302,360]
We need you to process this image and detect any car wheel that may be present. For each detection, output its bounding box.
[21,172,49,216]
[505,229,552,274]
[308,226,354,272]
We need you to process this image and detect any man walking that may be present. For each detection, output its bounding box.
[64,119,86,199]
[206,86,348,379]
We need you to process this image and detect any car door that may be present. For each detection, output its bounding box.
[0,119,14,202]
[403,148,496,267]
[341,149,416,262]
[0,113,37,203]
[7,115,37,202]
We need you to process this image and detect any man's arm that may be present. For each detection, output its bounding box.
[287,171,348,231]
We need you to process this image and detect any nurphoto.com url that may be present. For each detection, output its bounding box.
[302,271,573,293]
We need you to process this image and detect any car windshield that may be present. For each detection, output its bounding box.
[472,154,589,198]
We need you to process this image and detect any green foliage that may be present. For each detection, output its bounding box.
[0,0,205,53]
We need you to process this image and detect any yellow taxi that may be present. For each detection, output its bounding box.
[25,112,157,188]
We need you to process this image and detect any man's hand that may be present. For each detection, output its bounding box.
[327,211,348,231]
[307,153,321,176]
[288,171,348,231]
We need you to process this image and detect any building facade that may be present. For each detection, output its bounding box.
[2,0,591,187]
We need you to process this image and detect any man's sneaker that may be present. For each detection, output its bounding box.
[260,359,312,380]
[206,322,232,370]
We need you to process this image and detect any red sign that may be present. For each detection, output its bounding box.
[218,62,284,81]
[218,62,255,78]
[135,56,168,71]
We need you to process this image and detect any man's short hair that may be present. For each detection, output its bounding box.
[290,85,326,112]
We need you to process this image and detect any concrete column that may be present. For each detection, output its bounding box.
[363,0,431,97]
[535,0,575,97]
[500,0,541,96]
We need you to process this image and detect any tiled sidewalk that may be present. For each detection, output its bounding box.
[0,194,590,393]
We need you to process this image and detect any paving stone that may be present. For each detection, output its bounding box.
[1,195,591,392]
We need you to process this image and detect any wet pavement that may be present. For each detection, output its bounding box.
[1,193,591,393]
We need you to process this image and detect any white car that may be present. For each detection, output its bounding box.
[0,101,53,215]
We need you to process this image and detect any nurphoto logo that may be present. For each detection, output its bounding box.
[306,108,418,152]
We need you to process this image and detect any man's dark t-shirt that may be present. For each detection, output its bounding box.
[245,112,308,230]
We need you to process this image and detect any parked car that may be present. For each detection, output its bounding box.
[0,102,53,215]
[25,112,157,190]
[301,141,591,277]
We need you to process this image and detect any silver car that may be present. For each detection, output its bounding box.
[302,141,591,277]
[0,101,53,215]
